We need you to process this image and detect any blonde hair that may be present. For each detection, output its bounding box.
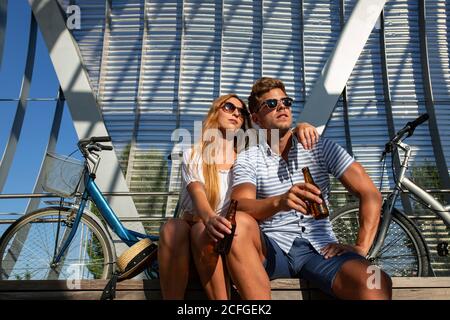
[190,94,250,211]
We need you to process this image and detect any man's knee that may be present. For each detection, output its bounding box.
[359,269,392,299]
[334,260,392,299]
[235,211,259,235]
[230,211,261,253]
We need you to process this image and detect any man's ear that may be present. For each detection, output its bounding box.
[251,113,260,126]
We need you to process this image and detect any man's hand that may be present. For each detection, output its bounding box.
[204,215,232,242]
[320,243,368,259]
[278,183,323,214]
[292,122,319,150]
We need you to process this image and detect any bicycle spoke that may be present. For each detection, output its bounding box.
[0,209,111,280]
[378,232,408,255]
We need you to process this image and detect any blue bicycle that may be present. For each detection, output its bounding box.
[0,136,159,280]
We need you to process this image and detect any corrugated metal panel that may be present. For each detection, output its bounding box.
[179,0,221,118]
[384,0,437,186]
[384,0,450,275]
[262,0,304,121]
[344,0,392,189]
[423,0,450,275]
[221,0,261,98]
[303,0,346,146]
[138,0,183,216]
[426,0,450,174]
[62,0,106,96]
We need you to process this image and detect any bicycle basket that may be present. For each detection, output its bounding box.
[42,152,85,197]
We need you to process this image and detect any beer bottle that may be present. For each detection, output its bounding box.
[214,199,238,255]
[302,167,329,219]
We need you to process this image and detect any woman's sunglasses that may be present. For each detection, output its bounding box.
[258,97,293,112]
[222,102,250,118]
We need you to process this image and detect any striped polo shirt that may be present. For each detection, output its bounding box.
[232,134,355,254]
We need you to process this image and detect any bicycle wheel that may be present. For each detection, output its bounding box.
[331,204,430,277]
[0,206,114,280]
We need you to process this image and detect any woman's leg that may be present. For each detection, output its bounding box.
[158,218,191,299]
[190,222,230,300]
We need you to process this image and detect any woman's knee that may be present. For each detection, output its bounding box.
[190,222,214,252]
[159,218,191,248]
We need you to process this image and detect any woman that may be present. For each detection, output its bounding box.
[158,94,318,299]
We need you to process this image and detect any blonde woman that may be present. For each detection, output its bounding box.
[158,94,318,299]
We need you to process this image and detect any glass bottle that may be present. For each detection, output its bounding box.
[302,167,329,219]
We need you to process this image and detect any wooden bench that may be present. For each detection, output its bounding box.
[0,278,449,300]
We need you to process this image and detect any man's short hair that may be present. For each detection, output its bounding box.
[248,77,286,114]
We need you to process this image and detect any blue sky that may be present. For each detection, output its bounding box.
[0,0,79,214]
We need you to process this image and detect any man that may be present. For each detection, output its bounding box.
[227,77,392,300]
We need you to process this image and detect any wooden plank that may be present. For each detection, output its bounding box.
[1,278,450,300]
[0,291,208,300]
[270,277,450,289]
[393,288,450,300]
[0,279,203,291]
[390,277,450,289]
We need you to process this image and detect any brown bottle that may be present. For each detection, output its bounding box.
[214,199,237,255]
[302,167,329,219]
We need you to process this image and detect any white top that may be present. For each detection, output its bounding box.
[179,147,233,217]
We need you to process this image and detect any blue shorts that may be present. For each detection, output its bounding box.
[262,234,366,296]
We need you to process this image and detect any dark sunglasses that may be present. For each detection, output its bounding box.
[222,102,250,118]
[259,97,293,112]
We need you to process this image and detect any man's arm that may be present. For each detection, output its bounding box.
[339,162,382,253]
[322,162,382,258]
[231,182,323,221]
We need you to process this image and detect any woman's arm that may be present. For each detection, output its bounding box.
[187,182,232,242]
[292,122,319,150]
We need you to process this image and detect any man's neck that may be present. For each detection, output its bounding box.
[266,128,292,156]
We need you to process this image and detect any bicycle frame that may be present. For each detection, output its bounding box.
[52,172,157,265]
[369,140,450,259]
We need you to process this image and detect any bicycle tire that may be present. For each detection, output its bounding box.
[331,203,430,277]
[0,206,114,280]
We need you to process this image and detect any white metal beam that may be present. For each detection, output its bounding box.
[298,0,387,134]
[27,0,145,253]
[0,14,36,193]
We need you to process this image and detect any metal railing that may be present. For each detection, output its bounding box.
[0,190,448,223]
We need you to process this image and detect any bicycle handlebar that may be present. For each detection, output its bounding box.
[91,136,111,143]
[78,136,113,157]
[97,143,113,151]
[380,113,429,160]
[406,113,429,136]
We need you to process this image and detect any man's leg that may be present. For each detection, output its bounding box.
[190,222,230,300]
[226,211,271,300]
[295,240,392,300]
[332,259,392,300]
[158,218,191,299]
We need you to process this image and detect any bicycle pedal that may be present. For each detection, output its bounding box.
[437,242,449,257]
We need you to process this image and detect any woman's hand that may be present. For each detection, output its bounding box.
[204,215,232,242]
[292,122,319,150]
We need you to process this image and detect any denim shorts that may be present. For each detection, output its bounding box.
[262,234,366,296]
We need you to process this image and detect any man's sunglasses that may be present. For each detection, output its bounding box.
[258,97,293,112]
[222,102,250,117]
